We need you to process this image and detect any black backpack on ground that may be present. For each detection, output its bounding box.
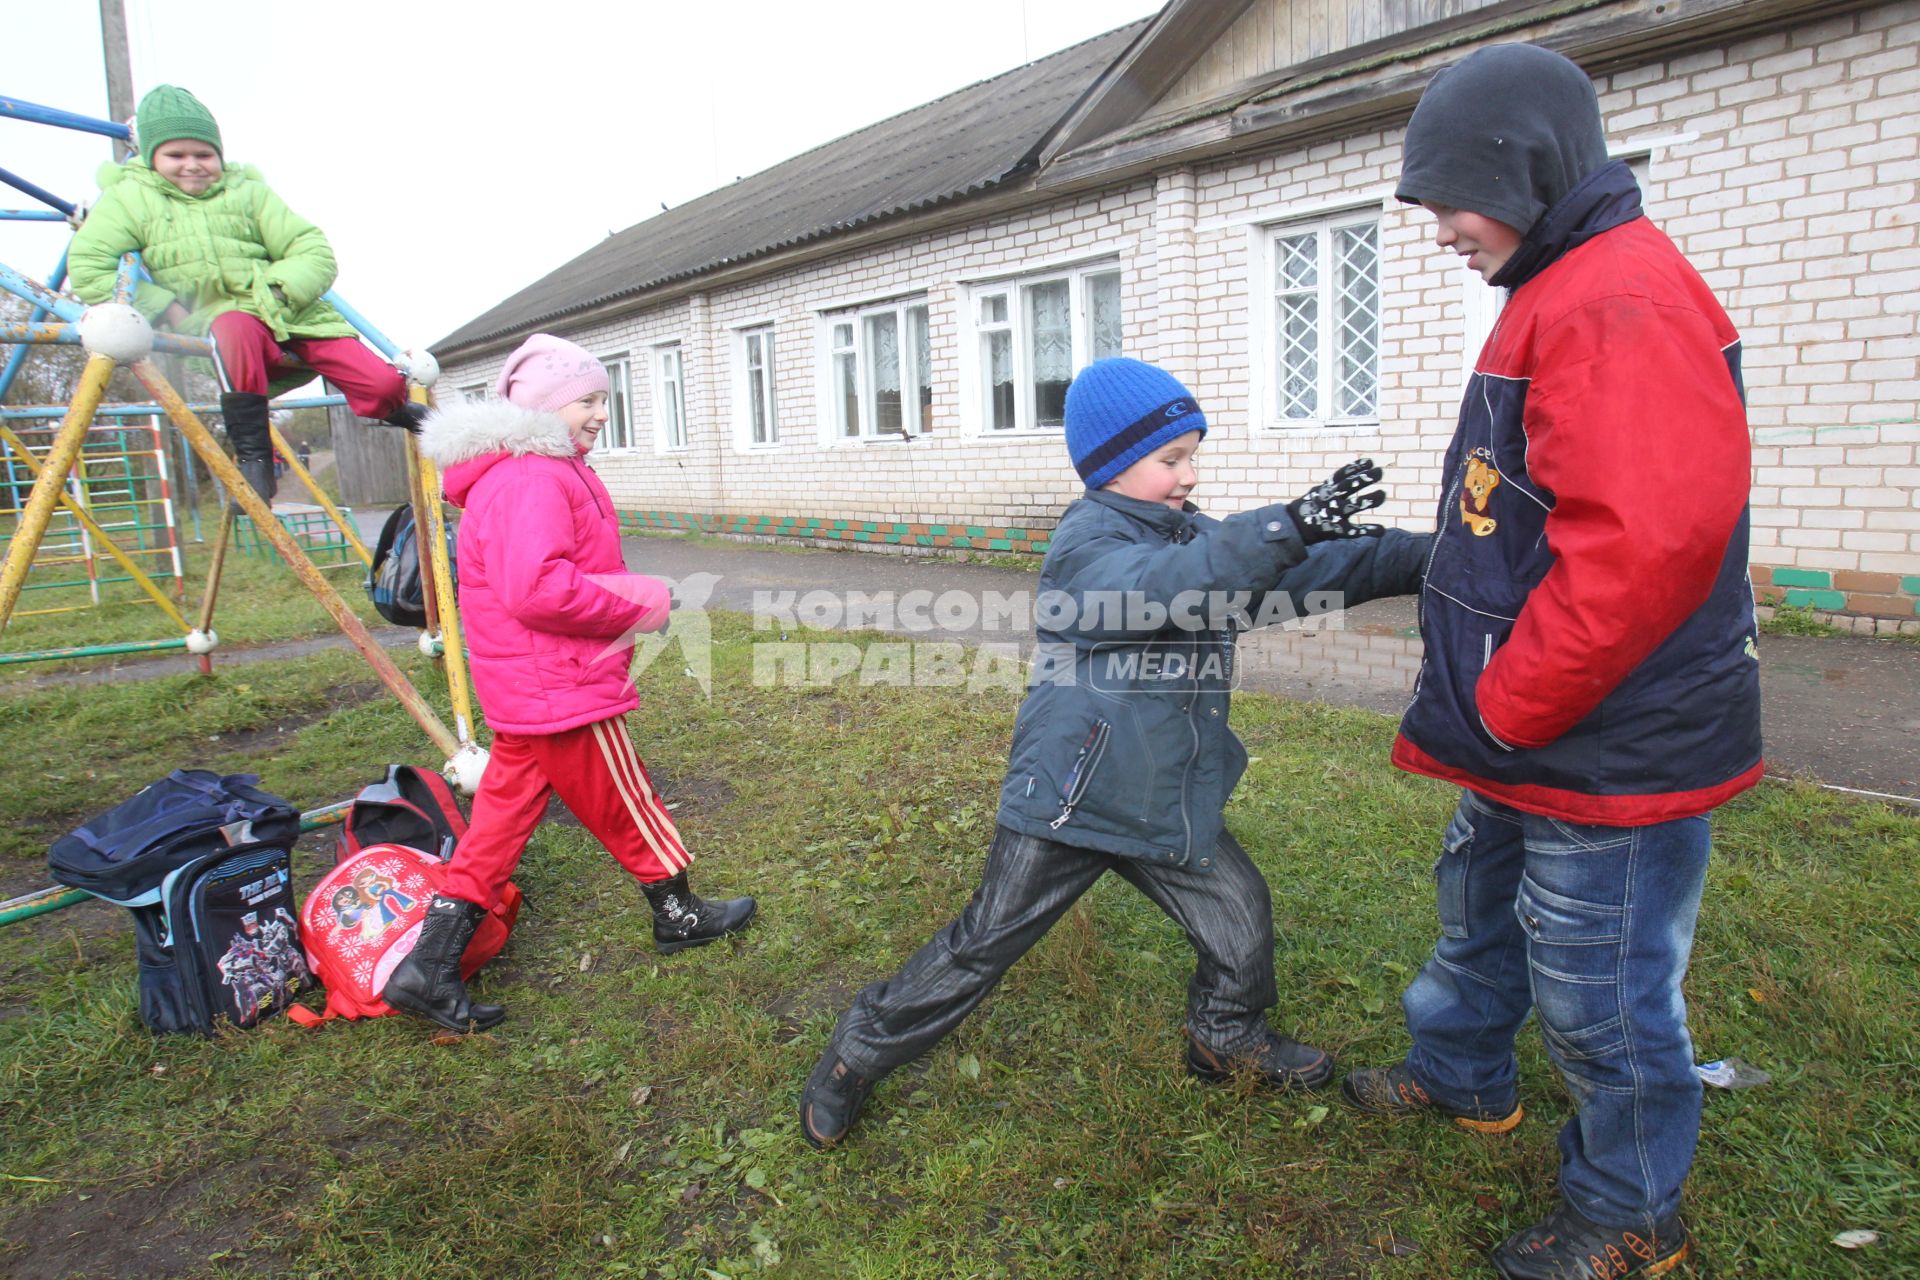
[367,504,456,628]
[336,764,469,863]
[48,772,311,1035]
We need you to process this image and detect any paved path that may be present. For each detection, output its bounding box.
[621,533,1920,806]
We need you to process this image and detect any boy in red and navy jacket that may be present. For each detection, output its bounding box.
[1340,44,1760,1280]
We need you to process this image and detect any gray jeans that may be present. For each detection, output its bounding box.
[831,824,1279,1078]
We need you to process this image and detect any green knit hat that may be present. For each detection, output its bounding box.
[135,85,222,166]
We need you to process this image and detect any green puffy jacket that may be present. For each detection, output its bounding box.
[68,158,358,343]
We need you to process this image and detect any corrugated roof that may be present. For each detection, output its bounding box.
[432,20,1148,356]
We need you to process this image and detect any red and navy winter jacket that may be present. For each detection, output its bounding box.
[1394,164,1763,825]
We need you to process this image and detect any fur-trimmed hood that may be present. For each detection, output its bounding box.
[421,399,586,509]
[419,398,580,467]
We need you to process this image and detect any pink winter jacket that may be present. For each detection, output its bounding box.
[418,400,671,735]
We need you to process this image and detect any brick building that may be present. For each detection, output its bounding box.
[430,0,1920,631]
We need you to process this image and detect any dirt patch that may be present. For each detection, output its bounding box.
[763,977,857,1044]
[0,1155,300,1280]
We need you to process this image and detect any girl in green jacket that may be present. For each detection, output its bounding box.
[69,85,420,501]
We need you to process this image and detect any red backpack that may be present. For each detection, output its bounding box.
[288,842,521,1025]
[290,764,518,1026]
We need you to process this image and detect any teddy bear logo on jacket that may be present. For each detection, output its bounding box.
[1459,449,1500,536]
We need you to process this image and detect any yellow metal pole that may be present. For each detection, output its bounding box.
[0,422,193,634]
[413,447,477,745]
[132,361,459,758]
[197,504,234,633]
[193,506,235,676]
[402,434,443,638]
[268,420,373,567]
[0,354,117,632]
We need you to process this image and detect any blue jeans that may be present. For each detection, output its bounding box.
[1401,790,1710,1230]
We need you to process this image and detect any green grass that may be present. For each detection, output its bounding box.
[1760,604,1845,638]
[0,617,1915,1278]
[1,505,390,684]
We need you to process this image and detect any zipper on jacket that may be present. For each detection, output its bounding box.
[571,456,609,519]
[1418,467,1460,635]
[1178,698,1199,862]
[1051,720,1112,829]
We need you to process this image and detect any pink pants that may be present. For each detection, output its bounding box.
[209,311,407,419]
[441,716,692,911]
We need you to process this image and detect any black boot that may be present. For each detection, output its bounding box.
[220,391,276,502]
[379,400,429,433]
[640,870,755,954]
[382,895,506,1032]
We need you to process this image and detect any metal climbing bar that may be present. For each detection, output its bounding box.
[0,93,131,141]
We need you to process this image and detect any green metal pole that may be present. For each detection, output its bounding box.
[0,636,190,665]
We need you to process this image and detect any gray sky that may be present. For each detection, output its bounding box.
[3,0,1160,369]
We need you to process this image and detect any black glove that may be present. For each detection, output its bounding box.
[1286,458,1387,544]
[379,401,429,434]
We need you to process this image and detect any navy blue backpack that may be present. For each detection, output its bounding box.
[48,771,311,1035]
[367,504,456,629]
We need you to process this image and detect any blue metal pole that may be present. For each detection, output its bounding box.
[0,251,67,406]
[0,95,132,140]
[322,291,402,360]
[1,395,348,420]
[0,262,85,322]
[0,211,68,222]
[2,319,210,357]
[0,167,77,216]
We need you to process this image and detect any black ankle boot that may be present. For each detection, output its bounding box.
[640,871,756,954]
[382,895,506,1032]
[220,391,276,502]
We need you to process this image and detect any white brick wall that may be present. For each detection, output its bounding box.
[439,0,1920,592]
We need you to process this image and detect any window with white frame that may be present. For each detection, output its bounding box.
[652,343,687,450]
[1267,215,1379,426]
[738,325,778,446]
[972,263,1122,432]
[596,357,632,451]
[824,298,931,440]
[457,382,488,404]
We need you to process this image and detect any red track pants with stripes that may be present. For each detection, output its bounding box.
[441,715,690,911]
[209,311,408,419]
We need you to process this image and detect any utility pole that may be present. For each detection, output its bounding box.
[99,0,135,162]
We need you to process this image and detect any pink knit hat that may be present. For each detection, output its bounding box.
[495,333,609,413]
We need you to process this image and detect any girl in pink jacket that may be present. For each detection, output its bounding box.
[384,334,755,1033]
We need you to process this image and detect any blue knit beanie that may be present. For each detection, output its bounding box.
[1064,358,1208,489]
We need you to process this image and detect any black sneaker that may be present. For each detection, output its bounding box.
[1340,1061,1524,1133]
[1184,1026,1335,1091]
[1492,1203,1690,1279]
[799,1052,877,1149]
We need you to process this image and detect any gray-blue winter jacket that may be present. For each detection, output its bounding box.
[997,489,1431,868]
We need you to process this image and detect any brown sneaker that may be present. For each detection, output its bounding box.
[1340,1061,1523,1134]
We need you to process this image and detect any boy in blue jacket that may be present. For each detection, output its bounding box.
[801,357,1430,1148]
